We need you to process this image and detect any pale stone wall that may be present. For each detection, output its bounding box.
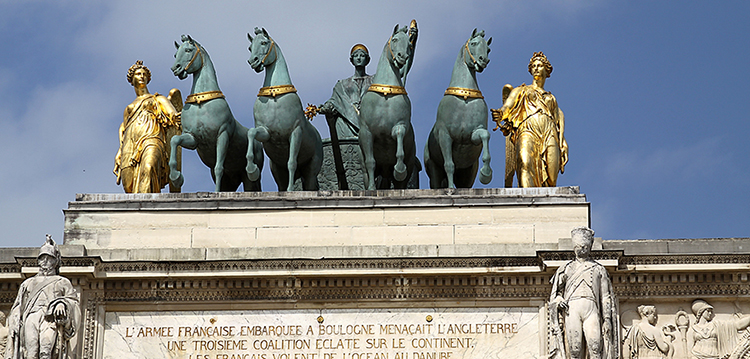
[0,189,746,359]
[62,188,589,250]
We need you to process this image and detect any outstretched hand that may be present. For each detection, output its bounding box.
[319,101,335,115]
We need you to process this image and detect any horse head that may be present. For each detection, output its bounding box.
[465,28,491,73]
[388,25,410,68]
[247,28,276,73]
[172,34,204,80]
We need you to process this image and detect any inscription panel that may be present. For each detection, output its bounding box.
[103,308,541,359]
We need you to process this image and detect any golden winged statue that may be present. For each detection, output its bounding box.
[492,52,568,188]
[114,60,182,193]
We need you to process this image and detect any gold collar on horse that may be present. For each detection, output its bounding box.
[185,90,225,105]
[444,87,484,100]
[368,84,407,96]
[257,84,297,97]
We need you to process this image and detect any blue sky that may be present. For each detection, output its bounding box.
[0,1,748,247]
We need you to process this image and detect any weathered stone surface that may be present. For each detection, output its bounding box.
[0,188,746,359]
[63,188,589,250]
[104,308,541,359]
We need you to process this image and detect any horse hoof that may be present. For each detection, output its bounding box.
[170,171,184,188]
[479,166,493,185]
[394,163,407,182]
[247,165,260,181]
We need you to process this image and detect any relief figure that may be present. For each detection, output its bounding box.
[689,299,750,359]
[623,305,675,359]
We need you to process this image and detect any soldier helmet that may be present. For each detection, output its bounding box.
[38,234,61,271]
[692,299,713,319]
[571,227,595,245]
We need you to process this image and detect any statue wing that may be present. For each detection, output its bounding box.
[168,88,183,113]
[500,84,515,187]
[166,88,182,193]
[502,84,513,103]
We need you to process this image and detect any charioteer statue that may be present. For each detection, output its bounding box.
[316,44,373,190]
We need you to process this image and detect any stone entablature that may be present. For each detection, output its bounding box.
[62,187,589,249]
[0,239,749,359]
[0,190,744,359]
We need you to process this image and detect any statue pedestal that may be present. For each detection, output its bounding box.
[59,187,590,359]
[64,187,589,252]
[24,187,750,359]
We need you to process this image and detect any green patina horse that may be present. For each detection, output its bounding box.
[424,29,493,188]
[170,34,263,192]
[358,24,419,190]
[247,27,323,191]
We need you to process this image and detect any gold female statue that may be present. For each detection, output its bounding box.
[491,52,568,187]
[114,61,182,193]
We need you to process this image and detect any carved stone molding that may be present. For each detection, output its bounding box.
[96,257,544,275]
[91,274,553,303]
[81,293,103,359]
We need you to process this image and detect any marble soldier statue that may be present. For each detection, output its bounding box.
[114,60,182,193]
[491,51,568,188]
[5,235,81,359]
[549,227,619,359]
[623,305,674,359]
[688,299,750,359]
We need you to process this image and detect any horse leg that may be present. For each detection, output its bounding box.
[169,133,197,188]
[270,161,289,192]
[359,126,376,190]
[241,171,261,192]
[472,128,493,185]
[246,126,269,181]
[391,123,407,182]
[436,129,455,188]
[213,126,230,192]
[285,126,303,191]
[300,159,320,191]
[301,134,323,191]
[423,140,437,189]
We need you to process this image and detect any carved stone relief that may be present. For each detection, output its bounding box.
[620,300,750,359]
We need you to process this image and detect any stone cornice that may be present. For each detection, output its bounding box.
[66,187,587,211]
[0,253,748,305]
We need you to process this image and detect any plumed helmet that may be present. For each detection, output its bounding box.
[692,299,713,319]
[39,234,59,257]
[38,234,61,273]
